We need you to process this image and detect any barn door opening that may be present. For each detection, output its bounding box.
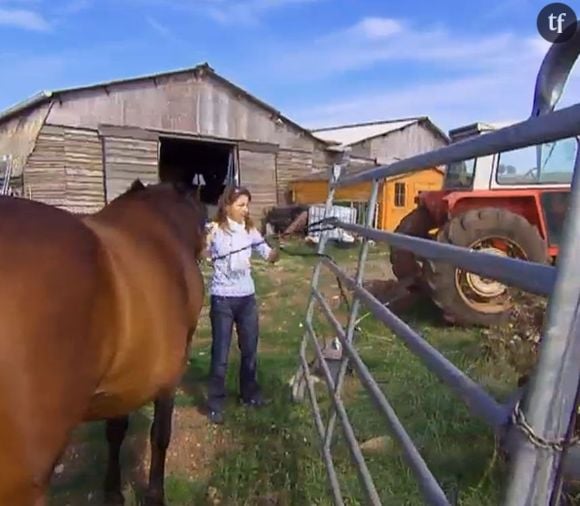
[158,136,237,217]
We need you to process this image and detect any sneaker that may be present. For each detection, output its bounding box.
[208,410,224,425]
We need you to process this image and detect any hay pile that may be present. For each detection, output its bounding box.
[481,291,547,381]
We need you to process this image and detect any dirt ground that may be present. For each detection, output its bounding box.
[50,403,232,505]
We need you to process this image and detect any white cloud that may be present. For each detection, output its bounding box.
[270,17,530,80]
[351,17,404,40]
[294,60,580,134]
[0,7,50,30]
[266,17,580,132]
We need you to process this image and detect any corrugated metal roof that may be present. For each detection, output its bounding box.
[0,65,218,123]
[311,118,421,147]
[0,64,330,147]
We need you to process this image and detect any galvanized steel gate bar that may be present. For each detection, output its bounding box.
[291,27,580,506]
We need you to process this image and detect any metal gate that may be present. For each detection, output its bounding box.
[290,28,580,505]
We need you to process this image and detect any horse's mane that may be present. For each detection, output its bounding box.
[86,180,203,224]
[120,179,195,201]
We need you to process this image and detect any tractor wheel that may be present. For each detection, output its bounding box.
[390,206,435,281]
[424,208,547,327]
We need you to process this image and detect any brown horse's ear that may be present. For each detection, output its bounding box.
[128,179,146,193]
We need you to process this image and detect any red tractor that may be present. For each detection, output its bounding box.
[390,122,577,327]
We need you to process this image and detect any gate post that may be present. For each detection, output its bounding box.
[503,140,580,506]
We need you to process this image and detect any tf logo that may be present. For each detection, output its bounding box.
[537,3,577,43]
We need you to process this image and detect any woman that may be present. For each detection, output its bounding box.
[204,186,279,425]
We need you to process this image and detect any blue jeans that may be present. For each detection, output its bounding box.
[207,294,262,412]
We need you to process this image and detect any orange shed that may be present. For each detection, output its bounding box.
[289,166,444,231]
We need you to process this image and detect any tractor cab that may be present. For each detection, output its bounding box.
[392,120,578,327]
[442,121,577,191]
[420,121,577,251]
[442,122,497,191]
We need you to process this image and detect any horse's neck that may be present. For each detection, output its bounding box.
[88,200,202,258]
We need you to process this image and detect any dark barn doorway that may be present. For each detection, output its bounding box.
[158,137,237,215]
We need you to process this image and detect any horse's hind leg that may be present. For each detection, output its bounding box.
[104,416,129,506]
[144,392,175,506]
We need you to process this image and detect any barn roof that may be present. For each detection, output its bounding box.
[311,117,450,148]
[0,63,328,146]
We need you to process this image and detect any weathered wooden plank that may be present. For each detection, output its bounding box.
[61,128,105,210]
[275,149,314,205]
[105,136,159,147]
[103,136,159,202]
[238,140,278,154]
[104,155,157,165]
[98,124,160,141]
[25,124,66,204]
[104,142,158,152]
[239,149,276,222]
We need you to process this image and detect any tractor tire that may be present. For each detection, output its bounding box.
[390,206,435,281]
[424,207,547,327]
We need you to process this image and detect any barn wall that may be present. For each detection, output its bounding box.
[46,73,323,153]
[348,142,372,159]
[26,124,66,207]
[0,104,51,178]
[102,136,159,203]
[64,128,106,213]
[313,148,337,172]
[368,123,448,165]
[239,148,277,223]
[275,149,313,205]
[25,124,105,212]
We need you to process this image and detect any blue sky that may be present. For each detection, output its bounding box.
[1,0,580,134]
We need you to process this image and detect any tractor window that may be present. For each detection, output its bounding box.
[496,137,577,185]
[394,182,406,207]
[538,137,577,184]
[444,158,476,189]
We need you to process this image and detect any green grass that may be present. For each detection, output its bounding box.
[47,241,522,505]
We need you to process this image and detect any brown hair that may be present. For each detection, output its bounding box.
[214,185,255,231]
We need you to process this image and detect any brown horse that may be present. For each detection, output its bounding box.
[0,180,206,505]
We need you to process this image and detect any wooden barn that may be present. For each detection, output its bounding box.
[0,63,335,221]
[289,118,449,231]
